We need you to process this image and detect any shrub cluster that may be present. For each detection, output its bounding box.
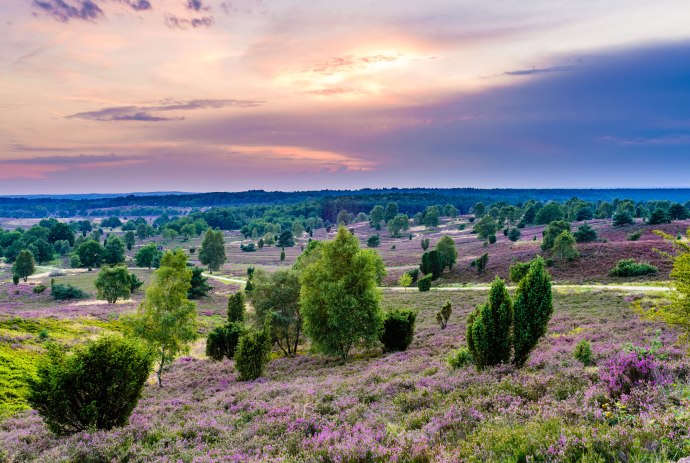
[380,309,416,352]
[206,323,245,361]
[417,274,433,292]
[51,283,89,300]
[609,259,658,277]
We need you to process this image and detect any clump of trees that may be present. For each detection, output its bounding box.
[465,257,553,368]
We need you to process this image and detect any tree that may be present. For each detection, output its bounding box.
[512,257,553,367]
[369,205,385,226]
[472,202,486,217]
[234,327,272,381]
[367,234,381,247]
[277,230,295,248]
[136,223,148,240]
[188,267,212,299]
[180,224,196,241]
[669,203,688,220]
[125,250,197,387]
[467,277,513,368]
[420,250,443,279]
[552,230,579,262]
[595,201,614,219]
[387,213,409,237]
[473,215,498,240]
[27,336,153,436]
[423,206,440,228]
[648,208,671,225]
[250,269,302,356]
[541,220,571,251]
[124,231,135,251]
[336,210,351,225]
[444,204,458,218]
[613,211,634,227]
[535,202,564,225]
[380,309,416,352]
[101,217,123,229]
[435,236,458,270]
[574,223,597,243]
[199,229,226,273]
[13,249,35,282]
[47,222,75,247]
[300,227,385,358]
[103,236,126,265]
[135,243,160,269]
[471,253,489,274]
[95,265,131,303]
[76,240,104,269]
[206,323,245,361]
[227,291,246,323]
[507,228,521,242]
[384,202,399,222]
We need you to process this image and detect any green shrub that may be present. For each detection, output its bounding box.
[227,292,246,323]
[436,301,452,329]
[12,274,19,285]
[280,250,286,261]
[418,274,432,292]
[397,273,413,287]
[129,273,144,292]
[574,223,597,243]
[488,234,497,244]
[32,284,47,294]
[27,336,153,436]
[609,259,658,277]
[234,328,272,381]
[51,283,89,300]
[380,309,416,352]
[406,268,419,283]
[206,322,245,361]
[627,230,643,241]
[509,261,531,283]
[573,339,593,365]
[447,347,473,369]
[467,277,513,369]
[508,228,521,242]
[367,235,381,248]
[471,253,489,274]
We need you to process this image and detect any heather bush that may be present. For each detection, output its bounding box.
[206,322,245,361]
[573,339,593,365]
[447,347,473,369]
[380,309,416,352]
[467,277,513,368]
[234,327,272,381]
[51,283,89,300]
[600,351,668,399]
[436,301,451,329]
[27,336,153,436]
[417,274,432,292]
[609,259,658,277]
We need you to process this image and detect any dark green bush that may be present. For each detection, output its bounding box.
[609,259,658,277]
[234,328,272,381]
[467,277,513,369]
[627,230,643,241]
[33,284,47,294]
[380,309,416,352]
[406,268,419,283]
[488,234,497,244]
[509,261,531,283]
[51,283,89,300]
[206,322,245,361]
[437,301,452,329]
[12,274,19,285]
[574,339,593,365]
[129,272,144,292]
[574,223,597,243]
[417,274,432,292]
[27,336,153,436]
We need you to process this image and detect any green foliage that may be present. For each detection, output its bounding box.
[206,322,245,361]
[27,336,153,436]
[387,213,410,237]
[103,236,126,265]
[199,229,227,272]
[417,274,432,292]
[227,291,246,323]
[12,249,35,282]
[435,235,458,270]
[488,234,497,244]
[420,250,443,279]
[12,273,19,285]
[573,339,593,365]
[95,265,132,304]
[421,238,430,250]
[336,210,350,225]
[609,259,658,277]
[280,250,286,261]
[135,243,161,269]
[447,347,473,369]
[384,202,399,222]
[422,206,440,228]
[471,253,489,274]
[380,309,416,352]
[369,205,385,225]
[613,211,634,227]
[541,220,571,251]
[277,230,295,248]
[367,234,381,248]
[507,228,521,242]
[552,230,579,262]
[250,269,302,356]
[648,208,671,225]
[535,202,564,225]
[300,227,385,358]
[398,273,413,287]
[436,301,452,329]
[51,283,89,300]
[512,257,553,367]
[188,267,211,299]
[627,230,643,241]
[234,327,272,381]
[509,261,531,283]
[69,253,81,269]
[473,215,498,240]
[467,277,513,368]
[129,272,144,292]
[75,240,104,269]
[240,242,256,252]
[124,231,135,250]
[33,284,47,294]
[125,250,197,387]
[574,223,597,243]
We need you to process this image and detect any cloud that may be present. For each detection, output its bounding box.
[306,54,401,76]
[32,0,103,22]
[504,65,573,76]
[2,153,139,165]
[67,98,264,122]
[165,13,213,29]
[120,0,152,11]
[186,0,208,12]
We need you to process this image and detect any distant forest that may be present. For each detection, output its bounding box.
[4,188,690,221]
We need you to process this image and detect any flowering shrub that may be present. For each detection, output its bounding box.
[600,351,669,399]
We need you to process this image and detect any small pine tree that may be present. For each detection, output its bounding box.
[436,301,452,329]
[380,309,416,352]
[512,257,553,367]
[227,292,245,323]
[467,277,513,368]
[234,327,272,381]
[206,323,245,361]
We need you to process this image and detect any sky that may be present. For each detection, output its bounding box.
[2,0,690,194]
